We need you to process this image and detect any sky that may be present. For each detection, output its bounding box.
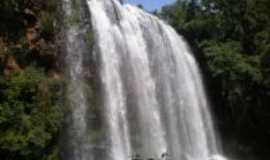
[124,0,176,11]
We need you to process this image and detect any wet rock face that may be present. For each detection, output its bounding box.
[0,0,61,77]
[3,55,22,76]
[26,25,40,48]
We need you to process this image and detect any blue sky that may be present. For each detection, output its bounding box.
[124,0,176,11]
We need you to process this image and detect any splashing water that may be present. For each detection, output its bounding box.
[62,0,228,160]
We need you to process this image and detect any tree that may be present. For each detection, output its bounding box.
[160,0,270,159]
[0,68,64,160]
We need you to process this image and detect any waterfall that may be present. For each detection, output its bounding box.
[62,0,228,160]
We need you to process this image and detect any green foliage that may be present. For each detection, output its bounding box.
[0,1,63,160]
[0,0,59,42]
[0,68,64,160]
[160,0,270,159]
[63,0,83,26]
[0,0,26,41]
[261,44,270,86]
[137,4,144,9]
[202,41,262,82]
[39,0,59,41]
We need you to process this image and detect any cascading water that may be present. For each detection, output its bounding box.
[62,0,228,160]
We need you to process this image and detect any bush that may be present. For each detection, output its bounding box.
[0,67,64,160]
